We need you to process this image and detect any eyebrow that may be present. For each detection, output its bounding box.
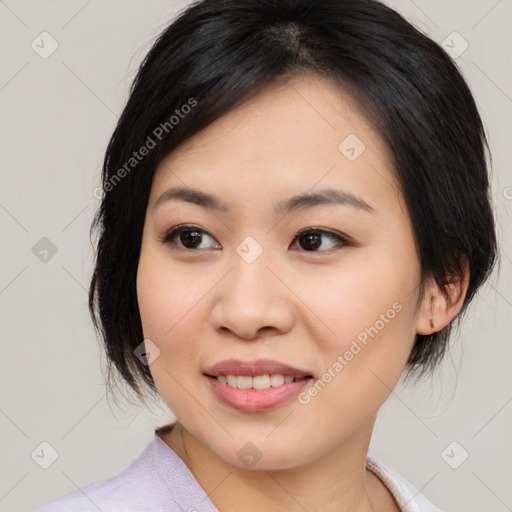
[154,186,374,214]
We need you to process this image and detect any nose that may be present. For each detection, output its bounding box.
[210,254,295,340]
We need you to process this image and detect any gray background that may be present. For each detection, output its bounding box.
[0,1,510,510]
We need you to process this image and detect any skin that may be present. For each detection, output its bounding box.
[136,74,468,511]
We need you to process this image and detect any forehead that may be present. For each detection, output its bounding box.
[151,75,401,213]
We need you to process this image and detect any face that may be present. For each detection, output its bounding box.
[137,75,423,470]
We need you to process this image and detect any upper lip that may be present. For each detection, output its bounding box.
[205,359,312,378]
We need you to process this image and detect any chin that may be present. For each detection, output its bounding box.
[208,432,317,472]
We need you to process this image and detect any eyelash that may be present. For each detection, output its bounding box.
[159,224,350,253]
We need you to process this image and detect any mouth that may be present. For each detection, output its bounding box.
[204,359,313,411]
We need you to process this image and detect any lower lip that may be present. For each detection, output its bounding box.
[207,376,311,412]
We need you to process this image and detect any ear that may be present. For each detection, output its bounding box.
[416,262,470,335]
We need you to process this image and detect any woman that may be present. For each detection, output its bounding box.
[38,0,497,510]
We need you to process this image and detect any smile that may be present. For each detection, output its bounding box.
[204,359,313,412]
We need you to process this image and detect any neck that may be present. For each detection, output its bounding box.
[160,421,392,512]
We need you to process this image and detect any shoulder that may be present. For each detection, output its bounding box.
[36,436,217,512]
[366,456,442,512]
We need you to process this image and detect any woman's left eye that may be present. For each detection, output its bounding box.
[290,228,349,252]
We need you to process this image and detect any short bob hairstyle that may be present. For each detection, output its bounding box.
[89,0,497,397]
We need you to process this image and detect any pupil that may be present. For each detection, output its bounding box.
[301,233,321,250]
[181,230,202,248]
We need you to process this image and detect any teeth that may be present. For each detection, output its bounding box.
[237,376,253,389]
[253,375,270,389]
[269,374,284,387]
[215,374,298,389]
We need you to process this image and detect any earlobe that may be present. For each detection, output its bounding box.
[416,265,469,335]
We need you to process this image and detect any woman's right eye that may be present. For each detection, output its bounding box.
[160,225,221,250]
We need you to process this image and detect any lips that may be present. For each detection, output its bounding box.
[204,359,313,412]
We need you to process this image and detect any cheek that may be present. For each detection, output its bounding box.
[136,247,208,379]
[295,244,420,416]
[137,245,203,339]
[303,241,420,388]
[296,242,419,348]
[136,250,210,418]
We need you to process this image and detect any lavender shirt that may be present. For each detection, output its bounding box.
[37,434,441,512]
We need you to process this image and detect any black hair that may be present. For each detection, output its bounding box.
[89,0,497,397]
